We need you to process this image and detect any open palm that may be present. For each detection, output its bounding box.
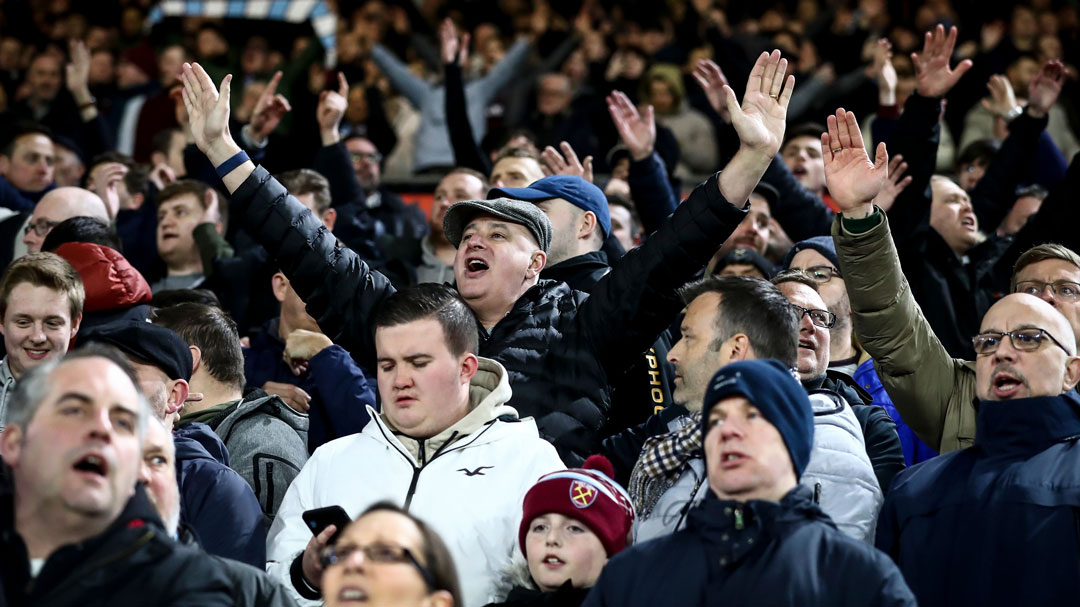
[725,50,794,156]
[180,62,232,154]
[822,108,889,210]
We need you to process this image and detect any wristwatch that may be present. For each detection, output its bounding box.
[1003,104,1024,123]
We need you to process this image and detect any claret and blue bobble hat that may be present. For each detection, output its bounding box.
[489,175,612,238]
[518,455,635,557]
[701,359,814,479]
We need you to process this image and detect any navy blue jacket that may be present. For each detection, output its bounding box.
[876,392,1080,606]
[173,422,266,568]
[585,486,915,607]
[243,318,377,452]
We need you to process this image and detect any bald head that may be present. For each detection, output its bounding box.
[24,188,109,253]
[975,293,1080,401]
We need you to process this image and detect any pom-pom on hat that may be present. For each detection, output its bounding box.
[518,455,635,557]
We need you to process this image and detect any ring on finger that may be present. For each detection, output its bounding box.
[832,148,843,153]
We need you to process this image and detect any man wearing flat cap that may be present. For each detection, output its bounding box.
[79,320,266,568]
[185,50,798,465]
[585,360,915,607]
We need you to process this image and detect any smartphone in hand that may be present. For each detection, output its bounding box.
[302,505,352,546]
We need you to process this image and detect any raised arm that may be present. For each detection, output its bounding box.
[313,73,366,207]
[440,19,491,174]
[824,108,969,450]
[181,62,395,368]
[580,51,793,375]
[370,44,431,107]
[607,90,678,233]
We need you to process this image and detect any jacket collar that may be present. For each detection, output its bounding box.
[687,485,827,568]
[540,250,609,283]
[378,357,517,464]
[974,391,1080,456]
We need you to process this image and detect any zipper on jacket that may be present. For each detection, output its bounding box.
[403,466,422,511]
[265,461,275,511]
[813,482,822,504]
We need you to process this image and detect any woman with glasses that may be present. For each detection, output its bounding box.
[320,503,462,607]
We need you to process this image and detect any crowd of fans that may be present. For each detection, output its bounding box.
[2,0,1080,605]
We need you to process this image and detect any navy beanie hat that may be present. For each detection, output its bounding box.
[781,236,840,272]
[701,359,814,480]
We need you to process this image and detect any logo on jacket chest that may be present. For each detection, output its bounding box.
[458,466,494,476]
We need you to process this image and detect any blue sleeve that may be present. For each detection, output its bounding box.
[1029,130,1068,188]
[183,464,267,568]
[371,44,431,106]
[761,154,834,240]
[472,38,532,103]
[626,153,679,236]
[307,344,377,438]
[314,142,366,208]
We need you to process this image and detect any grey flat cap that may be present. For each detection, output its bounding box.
[443,197,552,252]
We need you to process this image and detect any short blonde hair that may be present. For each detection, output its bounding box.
[0,252,84,321]
[1011,244,1080,291]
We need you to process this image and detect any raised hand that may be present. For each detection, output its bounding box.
[87,161,127,217]
[65,39,92,103]
[980,74,1017,117]
[541,141,594,183]
[873,154,913,212]
[317,72,349,146]
[691,58,730,121]
[606,90,655,161]
[912,24,973,98]
[439,18,470,65]
[725,50,794,157]
[822,108,889,218]
[179,62,234,158]
[872,38,897,105]
[1027,60,1066,118]
[284,329,333,377]
[247,70,291,146]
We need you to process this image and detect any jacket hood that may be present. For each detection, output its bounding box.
[213,389,310,440]
[974,391,1080,456]
[380,356,516,463]
[55,242,152,312]
[173,421,231,466]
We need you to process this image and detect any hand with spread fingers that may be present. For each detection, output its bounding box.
[981,74,1017,118]
[247,70,292,146]
[822,108,890,218]
[607,90,656,161]
[725,50,794,158]
[1027,60,1066,119]
[912,24,973,98]
[874,154,913,213]
[541,141,594,183]
[691,58,731,122]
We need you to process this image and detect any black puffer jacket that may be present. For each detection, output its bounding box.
[0,480,233,607]
[231,167,746,464]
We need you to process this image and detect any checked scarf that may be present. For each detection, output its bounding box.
[628,411,702,519]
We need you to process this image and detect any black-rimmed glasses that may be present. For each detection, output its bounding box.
[320,543,437,590]
[972,328,1073,356]
[791,304,836,329]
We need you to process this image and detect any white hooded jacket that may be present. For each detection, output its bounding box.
[266,357,565,607]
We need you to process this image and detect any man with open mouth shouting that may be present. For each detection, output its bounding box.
[180,47,797,467]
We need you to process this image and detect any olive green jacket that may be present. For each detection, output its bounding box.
[832,211,977,453]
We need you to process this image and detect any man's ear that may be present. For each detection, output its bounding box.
[166,378,190,415]
[526,250,546,279]
[578,210,599,241]
[321,208,337,232]
[423,590,455,607]
[0,424,22,465]
[727,334,752,362]
[189,345,202,374]
[460,352,479,385]
[1064,355,1080,391]
[271,272,289,303]
[0,156,10,176]
[70,313,82,338]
